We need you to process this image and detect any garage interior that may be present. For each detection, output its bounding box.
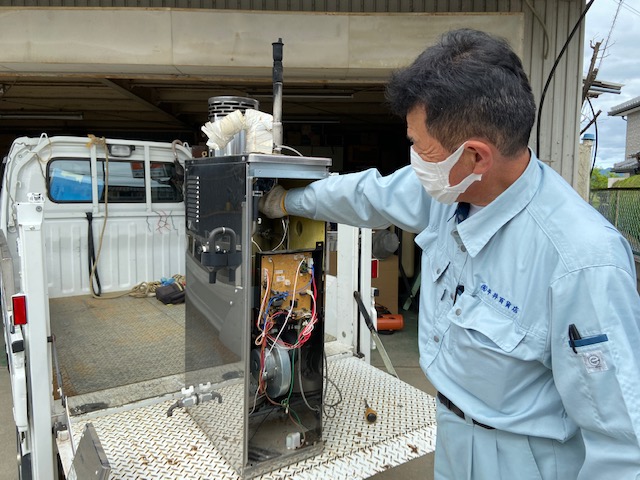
[0,7,531,179]
[0,76,408,176]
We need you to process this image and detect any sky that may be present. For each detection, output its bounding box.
[582,0,640,168]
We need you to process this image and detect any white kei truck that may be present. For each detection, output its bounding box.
[0,134,435,480]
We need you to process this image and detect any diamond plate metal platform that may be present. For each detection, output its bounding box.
[69,352,437,479]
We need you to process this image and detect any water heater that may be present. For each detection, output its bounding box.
[184,138,331,476]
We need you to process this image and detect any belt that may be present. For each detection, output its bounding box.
[437,392,495,430]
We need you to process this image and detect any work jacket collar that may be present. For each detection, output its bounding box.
[456,149,542,257]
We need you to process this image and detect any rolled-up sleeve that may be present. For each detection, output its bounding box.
[284,166,431,234]
[550,263,640,477]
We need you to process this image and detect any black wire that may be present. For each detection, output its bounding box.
[536,0,597,154]
[587,97,599,177]
[86,212,102,296]
[322,350,343,418]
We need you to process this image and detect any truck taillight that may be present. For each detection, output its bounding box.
[371,259,379,279]
[12,294,27,326]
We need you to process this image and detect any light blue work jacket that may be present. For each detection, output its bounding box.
[285,153,640,477]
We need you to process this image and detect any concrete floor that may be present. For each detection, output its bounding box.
[0,308,434,480]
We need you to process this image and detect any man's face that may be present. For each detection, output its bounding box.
[406,106,472,189]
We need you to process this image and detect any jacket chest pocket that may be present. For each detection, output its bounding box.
[446,293,526,355]
[443,293,538,408]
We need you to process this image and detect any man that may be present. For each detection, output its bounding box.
[260,29,640,478]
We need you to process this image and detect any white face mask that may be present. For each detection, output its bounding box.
[410,142,482,205]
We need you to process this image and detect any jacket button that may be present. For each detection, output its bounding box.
[433,335,440,343]
[455,308,462,316]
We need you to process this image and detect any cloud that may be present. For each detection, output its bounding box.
[583,0,640,168]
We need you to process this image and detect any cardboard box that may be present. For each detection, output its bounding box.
[372,255,399,314]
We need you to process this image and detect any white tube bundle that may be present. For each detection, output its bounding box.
[201,109,273,155]
[244,109,274,154]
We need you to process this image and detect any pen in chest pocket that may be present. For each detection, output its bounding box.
[568,324,582,353]
[453,284,464,304]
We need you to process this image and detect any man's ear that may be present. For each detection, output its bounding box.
[464,140,493,175]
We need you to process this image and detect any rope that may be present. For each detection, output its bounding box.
[89,274,186,300]
[129,274,186,298]
[129,281,162,298]
[85,135,110,299]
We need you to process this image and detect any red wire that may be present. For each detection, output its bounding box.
[256,266,320,394]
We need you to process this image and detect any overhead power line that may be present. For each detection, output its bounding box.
[597,0,623,72]
[618,0,640,18]
[536,0,596,153]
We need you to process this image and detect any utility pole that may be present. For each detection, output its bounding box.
[582,41,602,103]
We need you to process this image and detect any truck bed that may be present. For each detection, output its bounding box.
[66,353,437,479]
[50,294,185,398]
[52,295,438,479]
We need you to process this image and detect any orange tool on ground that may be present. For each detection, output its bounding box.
[375,304,404,332]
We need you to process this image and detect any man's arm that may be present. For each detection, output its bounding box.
[282,165,432,234]
[551,265,640,478]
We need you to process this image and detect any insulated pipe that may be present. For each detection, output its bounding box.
[272,38,284,154]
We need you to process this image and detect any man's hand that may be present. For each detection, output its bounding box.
[258,185,288,219]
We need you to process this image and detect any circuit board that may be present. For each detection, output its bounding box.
[258,252,315,316]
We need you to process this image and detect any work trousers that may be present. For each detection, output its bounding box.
[434,397,585,480]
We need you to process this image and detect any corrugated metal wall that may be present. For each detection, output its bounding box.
[0,0,571,13]
[1,0,585,185]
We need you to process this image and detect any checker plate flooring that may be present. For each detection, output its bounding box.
[69,354,437,479]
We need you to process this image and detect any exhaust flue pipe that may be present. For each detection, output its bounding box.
[272,38,284,154]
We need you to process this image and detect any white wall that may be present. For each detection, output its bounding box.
[625,111,640,159]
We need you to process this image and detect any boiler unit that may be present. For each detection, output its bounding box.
[184,99,331,478]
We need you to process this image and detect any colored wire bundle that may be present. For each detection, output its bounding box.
[252,258,319,420]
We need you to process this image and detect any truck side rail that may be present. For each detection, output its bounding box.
[0,229,19,301]
[0,229,29,433]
